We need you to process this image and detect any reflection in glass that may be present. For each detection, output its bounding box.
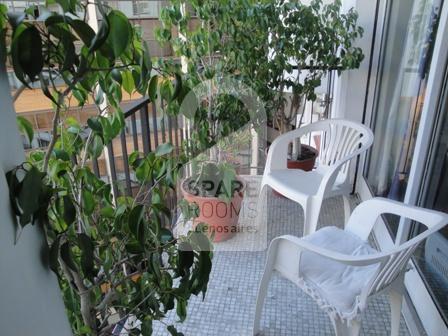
[412,80,448,325]
[366,0,441,235]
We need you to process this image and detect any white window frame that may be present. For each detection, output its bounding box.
[352,0,448,335]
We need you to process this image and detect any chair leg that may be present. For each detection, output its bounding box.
[342,195,351,226]
[255,181,268,228]
[303,199,321,236]
[389,289,403,336]
[332,317,361,336]
[253,240,279,335]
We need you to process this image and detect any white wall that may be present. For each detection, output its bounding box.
[332,0,378,122]
[0,52,71,334]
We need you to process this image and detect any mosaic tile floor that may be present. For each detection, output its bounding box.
[154,176,410,336]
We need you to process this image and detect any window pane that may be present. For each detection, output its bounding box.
[366,0,441,235]
[412,82,448,325]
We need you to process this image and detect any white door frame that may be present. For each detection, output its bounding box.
[356,0,448,334]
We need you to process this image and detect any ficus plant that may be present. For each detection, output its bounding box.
[1,1,212,335]
[264,0,364,158]
[156,0,270,200]
[158,0,364,160]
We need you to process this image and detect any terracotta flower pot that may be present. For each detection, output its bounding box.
[286,144,318,171]
[181,178,246,242]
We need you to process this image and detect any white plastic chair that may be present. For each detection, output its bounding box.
[253,198,448,336]
[261,119,374,236]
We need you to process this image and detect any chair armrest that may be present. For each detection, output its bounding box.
[267,234,388,285]
[272,234,388,267]
[315,145,366,197]
[346,198,448,241]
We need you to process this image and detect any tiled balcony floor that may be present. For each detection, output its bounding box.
[154,176,410,335]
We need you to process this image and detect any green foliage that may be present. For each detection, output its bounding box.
[2,1,212,335]
[185,161,240,202]
[264,0,364,131]
[159,0,364,134]
[8,154,212,335]
[16,116,34,143]
[158,1,258,153]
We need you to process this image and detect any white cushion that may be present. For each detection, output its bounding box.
[299,226,379,315]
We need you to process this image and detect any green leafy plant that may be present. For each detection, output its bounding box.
[158,0,263,151]
[183,161,243,201]
[159,0,364,160]
[1,1,212,335]
[263,0,364,159]
[156,0,268,202]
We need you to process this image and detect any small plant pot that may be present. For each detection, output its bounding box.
[287,144,318,171]
[181,178,246,242]
[272,144,318,197]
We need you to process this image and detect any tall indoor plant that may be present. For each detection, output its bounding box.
[262,0,364,168]
[160,0,364,171]
[1,1,211,335]
[156,1,268,241]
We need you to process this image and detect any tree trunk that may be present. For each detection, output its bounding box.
[71,269,97,334]
[80,291,97,335]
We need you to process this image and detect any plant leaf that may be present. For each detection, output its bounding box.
[49,235,61,275]
[171,73,182,101]
[89,17,109,53]
[141,319,153,336]
[60,242,77,272]
[78,233,95,281]
[18,166,42,226]
[106,10,132,58]
[63,195,76,225]
[81,189,95,215]
[160,79,173,102]
[11,24,43,83]
[16,116,33,143]
[155,143,173,157]
[150,252,161,280]
[69,19,95,46]
[122,71,134,96]
[176,298,187,322]
[53,149,70,161]
[177,242,194,276]
[147,75,158,102]
[167,325,184,336]
[54,0,76,13]
[87,117,103,134]
[128,205,145,244]
[88,134,104,159]
[159,227,174,244]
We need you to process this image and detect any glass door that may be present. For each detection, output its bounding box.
[411,69,448,325]
[365,0,442,236]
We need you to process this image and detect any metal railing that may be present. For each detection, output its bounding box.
[17,69,337,222]
[98,97,183,199]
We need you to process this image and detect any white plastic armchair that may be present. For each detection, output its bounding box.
[261,119,374,235]
[253,198,448,336]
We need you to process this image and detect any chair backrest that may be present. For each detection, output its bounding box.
[264,119,373,177]
[315,119,373,181]
[346,198,448,305]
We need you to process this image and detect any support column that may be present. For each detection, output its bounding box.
[0,43,71,336]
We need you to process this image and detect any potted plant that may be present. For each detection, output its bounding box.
[263,0,365,171]
[157,1,265,242]
[1,1,211,335]
[173,84,249,242]
[181,161,245,242]
[159,0,364,174]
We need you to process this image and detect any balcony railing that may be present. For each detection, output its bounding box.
[101,97,183,211]
[16,69,337,225]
